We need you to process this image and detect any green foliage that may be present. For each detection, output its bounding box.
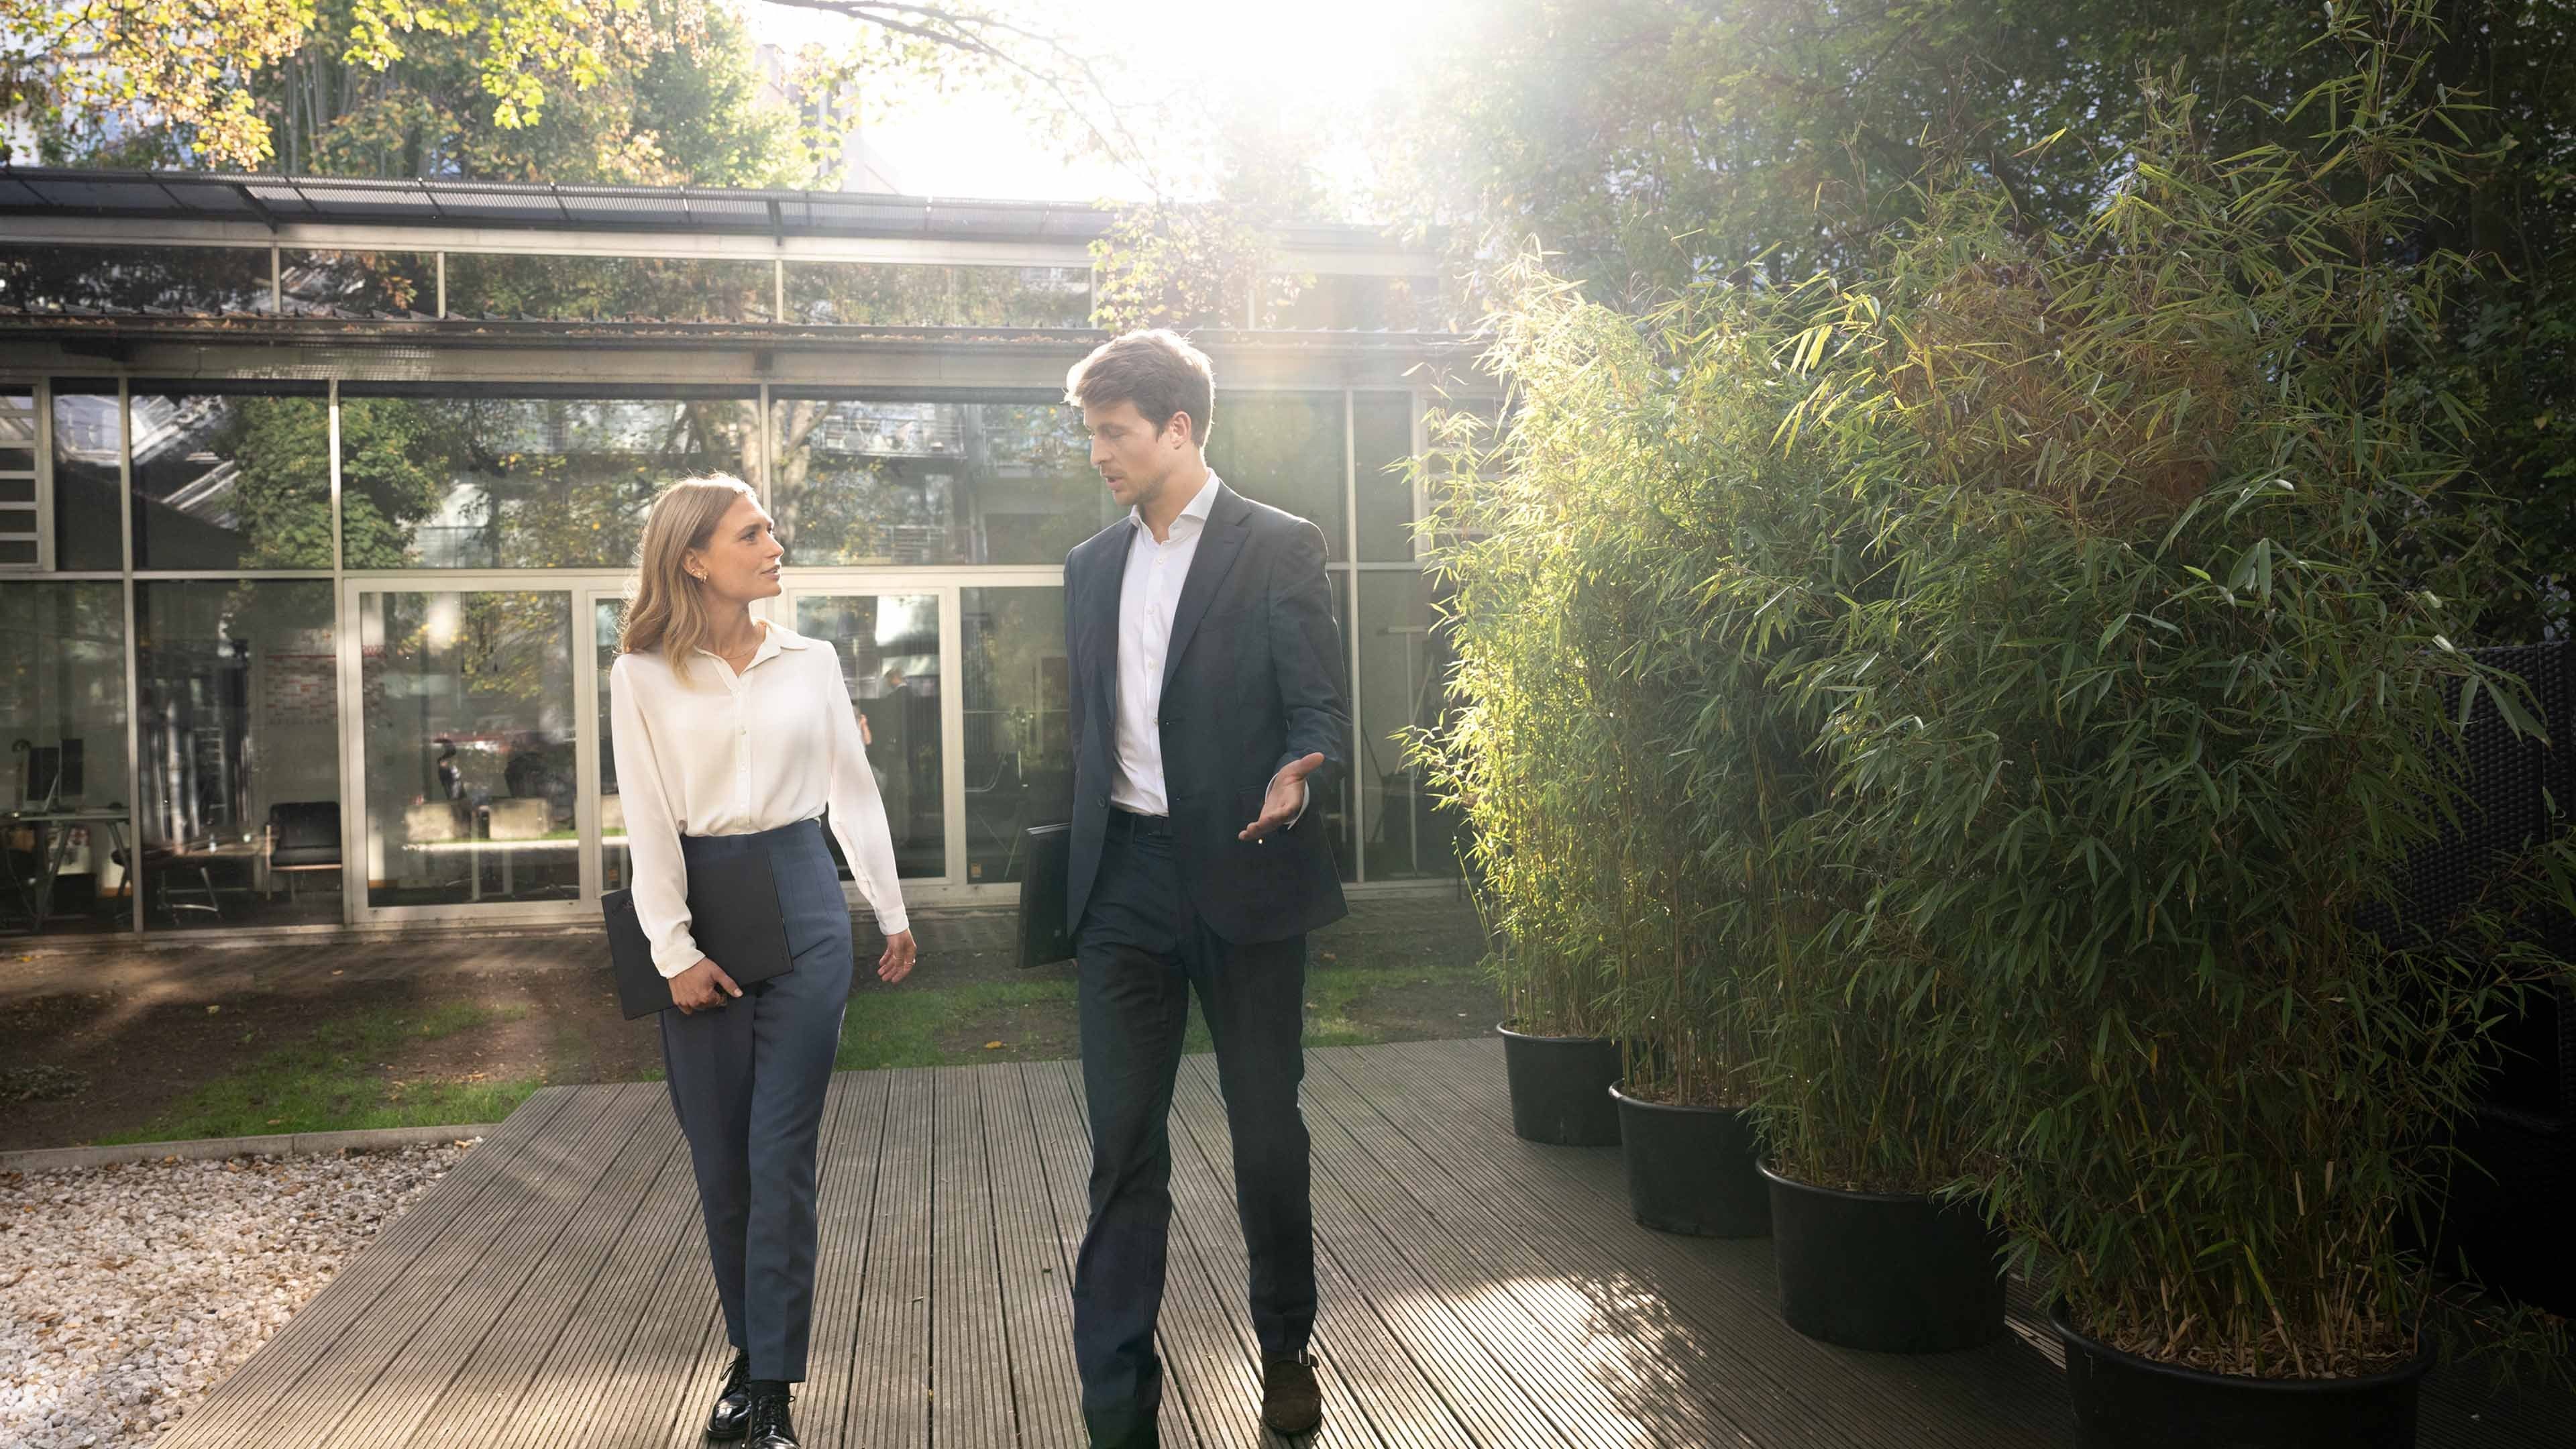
[1415,262,1833,1103]
[1426,0,2575,1375]
[17,0,814,185]
[1769,5,2574,1377]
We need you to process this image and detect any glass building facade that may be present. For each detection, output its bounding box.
[0,172,1474,937]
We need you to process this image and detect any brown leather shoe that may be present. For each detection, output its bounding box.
[1260,1350,1322,1436]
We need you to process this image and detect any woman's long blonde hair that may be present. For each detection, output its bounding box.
[621,474,759,674]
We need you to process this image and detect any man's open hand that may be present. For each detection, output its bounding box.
[1240,753,1326,843]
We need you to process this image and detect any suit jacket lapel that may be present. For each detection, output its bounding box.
[1083,529,1129,722]
[1163,485,1251,695]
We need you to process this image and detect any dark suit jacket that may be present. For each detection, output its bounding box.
[1063,481,1351,944]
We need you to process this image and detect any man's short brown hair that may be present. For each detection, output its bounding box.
[1065,329,1216,445]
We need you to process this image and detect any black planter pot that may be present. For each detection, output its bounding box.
[2051,1301,2430,1449]
[1760,1163,2004,1352]
[1611,1084,1769,1237]
[1496,1022,1621,1146]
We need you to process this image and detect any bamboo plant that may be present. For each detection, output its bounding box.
[1776,1,2575,1377]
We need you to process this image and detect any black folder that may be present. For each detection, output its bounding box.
[1016,822,1074,969]
[602,849,796,1019]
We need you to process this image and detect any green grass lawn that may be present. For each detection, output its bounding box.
[833,952,1491,1069]
[93,951,1495,1141]
[104,1002,547,1144]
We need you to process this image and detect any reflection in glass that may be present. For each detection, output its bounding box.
[339,394,760,569]
[1206,392,1348,558]
[130,389,333,570]
[0,245,270,315]
[360,591,579,907]
[771,398,1113,566]
[1264,273,1444,331]
[282,251,437,318]
[1326,571,1358,882]
[138,582,341,928]
[445,254,774,323]
[0,390,36,567]
[785,264,1090,327]
[52,390,122,572]
[1354,392,1416,563]
[795,596,945,879]
[596,598,629,893]
[1356,572,1463,879]
[0,584,131,935]
[961,588,1073,883]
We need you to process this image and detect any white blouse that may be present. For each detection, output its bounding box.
[609,619,908,977]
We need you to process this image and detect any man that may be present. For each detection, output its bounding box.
[1061,329,1349,1446]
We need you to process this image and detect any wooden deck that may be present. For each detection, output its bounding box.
[160,1038,2565,1448]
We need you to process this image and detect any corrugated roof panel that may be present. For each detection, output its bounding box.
[0,168,1423,253]
[33,176,175,211]
[239,180,323,217]
[427,184,567,222]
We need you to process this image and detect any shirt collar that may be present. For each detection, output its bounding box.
[698,617,807,672]
[1127,473,1222,537]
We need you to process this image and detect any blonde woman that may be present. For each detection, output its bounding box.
[610,475,917,1449]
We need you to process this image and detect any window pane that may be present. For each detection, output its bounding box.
[51,390,121,571]
[785,264,1090,327]
[445,254,773,323]
[339,394,761,569]
[1355,571,1463,879]
[1328,570,1357,881]
[0,390,35,567]
[282,250,436,318]
[961,587,1074,884]
[1264,273,1444,331]
[1354,392,1416,563]
[772,397,1114,566]
[796,595,945,879]
[0,245,270,315]
[1206,392,1347,559]
[130,390,333,570]
[137,581,341,930]
[0,582,131,935]
[597,598,629,894]
[359,590,580,907]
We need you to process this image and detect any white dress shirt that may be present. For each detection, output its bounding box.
[610,618,908,977]
[1111,473,1305,824]
[1110,474,1220,816]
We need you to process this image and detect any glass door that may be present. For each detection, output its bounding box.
[342,578,588,923]
[781,580,961,887]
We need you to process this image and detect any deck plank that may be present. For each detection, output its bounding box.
[1022,1058,1208,1449]
[491,1086,703,1449]
[1165,1054,1507,1449]
[152,1039,2576,1449]
[979,1061,1087,1448]
[845,1066,934,1449]
[802,1069,892,1449]
[1323,1039,2061,1449]
[932,1063,1018,1449]
[157,1086,586,1449]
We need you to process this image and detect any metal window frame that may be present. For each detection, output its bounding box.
[6,359,1458,937]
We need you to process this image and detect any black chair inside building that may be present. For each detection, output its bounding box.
[267,801,344,900]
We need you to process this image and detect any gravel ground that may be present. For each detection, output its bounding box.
[1,1142,476,1449]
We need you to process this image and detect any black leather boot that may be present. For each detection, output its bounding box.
[745,1379,800,1449]
[705,1348,752,1440]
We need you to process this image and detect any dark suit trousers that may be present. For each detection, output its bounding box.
[1072,812,1316,1449]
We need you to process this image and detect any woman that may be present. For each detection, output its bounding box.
[610,474,917,1449]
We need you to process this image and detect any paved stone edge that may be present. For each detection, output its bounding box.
[0,1123,500,1174]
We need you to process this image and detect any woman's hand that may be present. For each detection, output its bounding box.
[670,957,743,1014]
[877,928,918,985]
